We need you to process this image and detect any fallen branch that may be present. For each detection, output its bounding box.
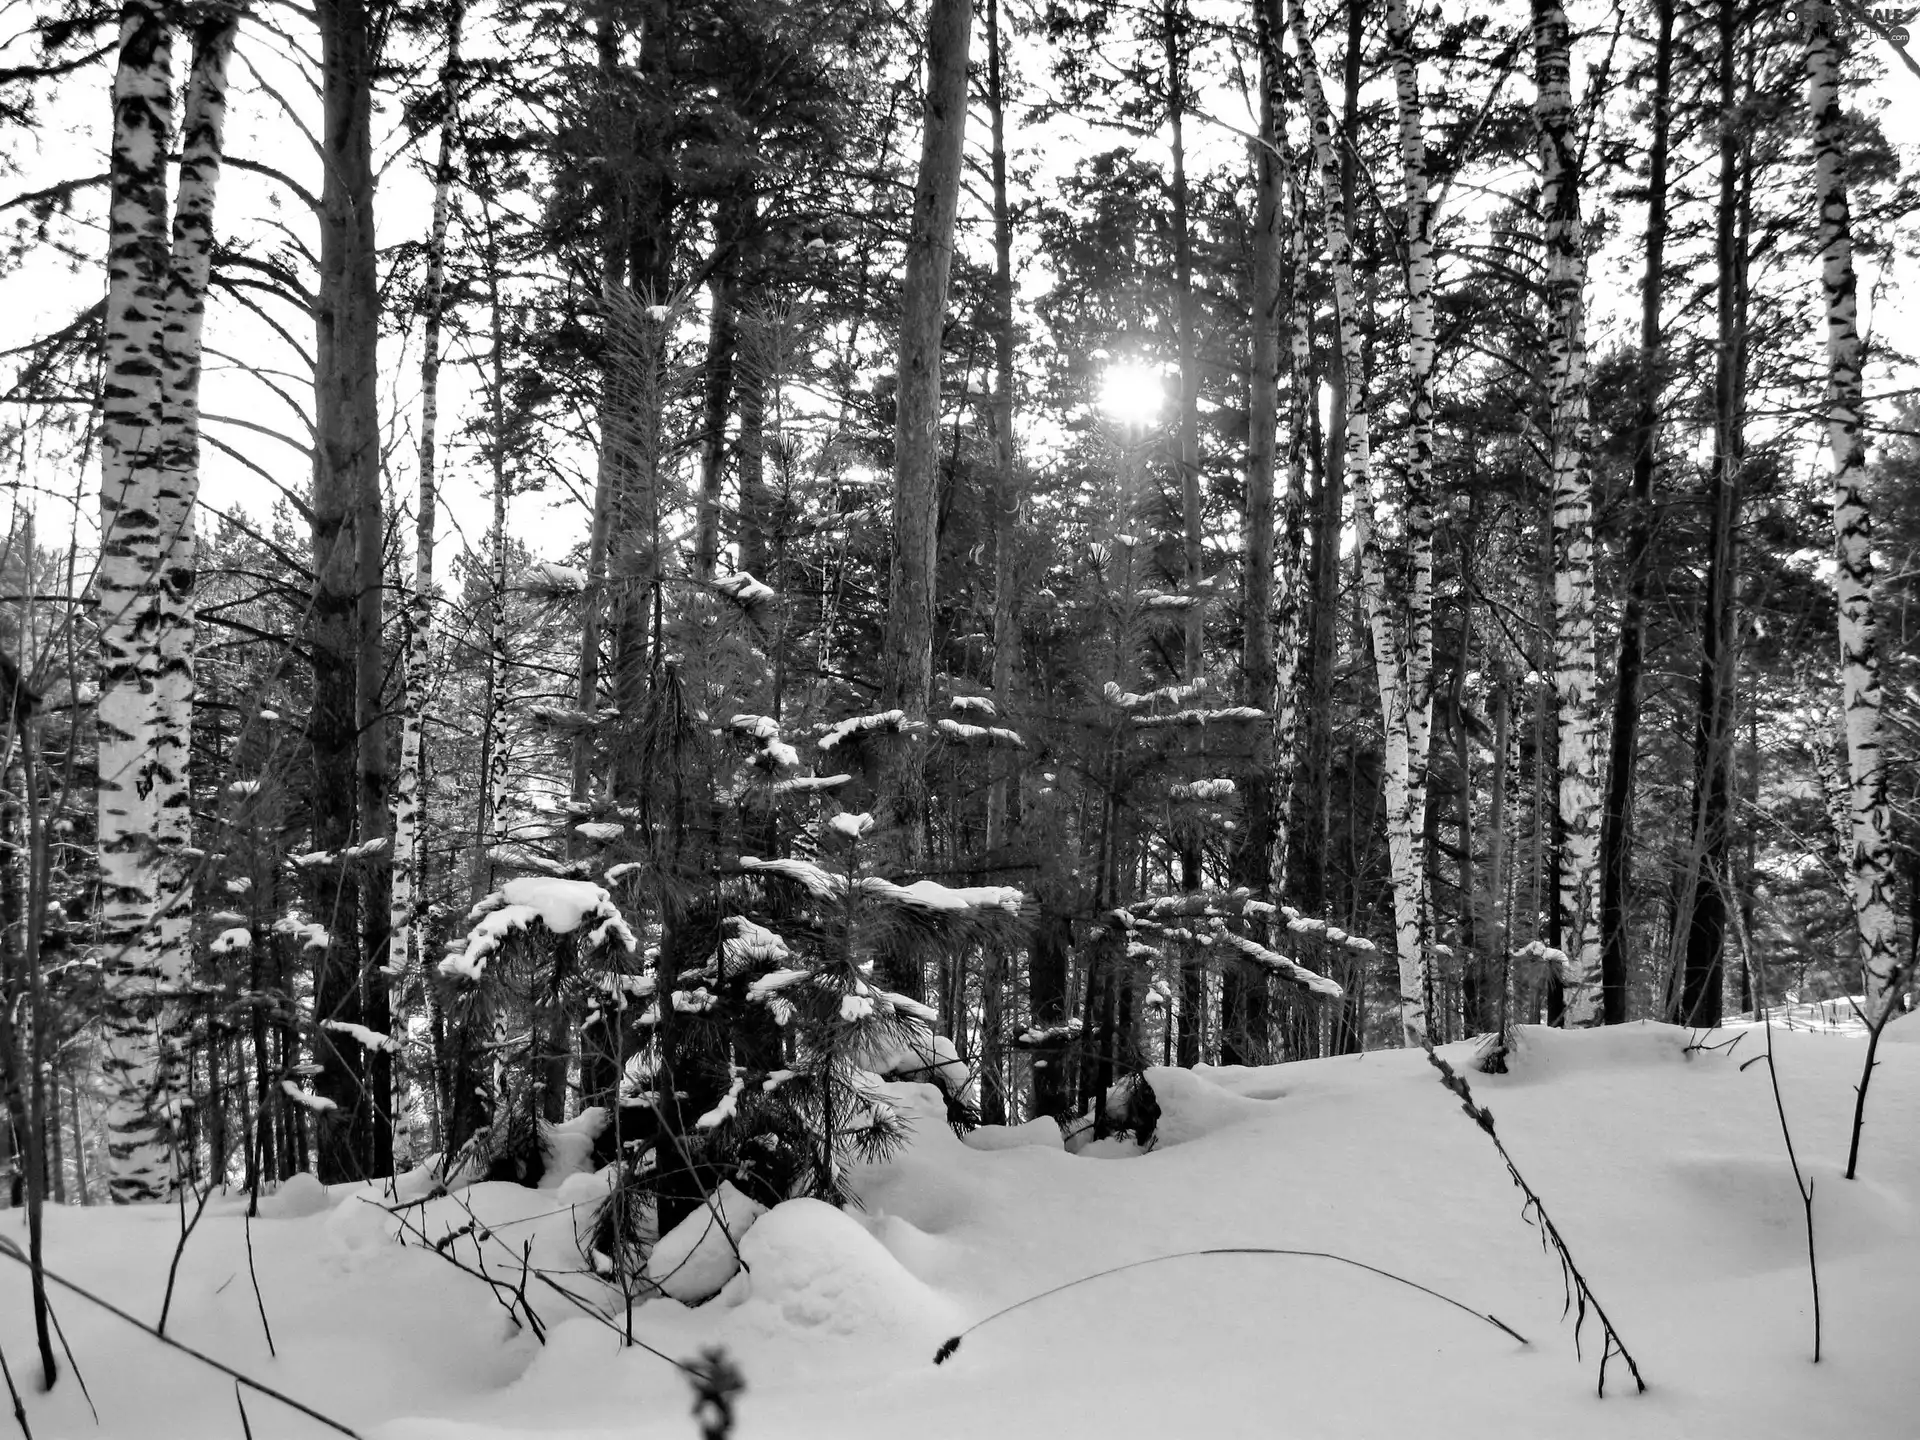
[1426,1044,1647,1396]
[930,1246,1527,1365]
[0,1238,362,1439]
[0,1331,30,1439]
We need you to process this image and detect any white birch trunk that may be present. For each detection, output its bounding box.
[1532,0,1603,1023]
[1291,0,1430,1045]
[151,0,238,1069]
[1807,0,1902,1022]
[390,0,463,1166]
[98,0,177,1203]
[1386,0,1438,1032]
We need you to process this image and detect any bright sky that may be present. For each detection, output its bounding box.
[1,1,1915,571]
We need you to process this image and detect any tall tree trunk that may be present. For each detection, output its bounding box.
[391,0,463,1168]
[876,0,971,996]
[1226,0,1293,1067]
[98,0,177,1203]
[311,0,383,1180]
[692,188,749,584]
[980,0,1018,1124]
[1385,0,1437,1036]
[1532,0,1602,1025]
[1598,0,1672,1026]
[570,12,625,814]
[1806,0,1901,1020]
[151,3,238,1060]
[473,197,513,900]
[1293,0,1430,1044]
[1679,0,1745,1028]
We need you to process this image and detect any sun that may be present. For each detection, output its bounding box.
[1097,361,1165,423]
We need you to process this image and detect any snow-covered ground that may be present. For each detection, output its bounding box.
[5,1018,1918,1439]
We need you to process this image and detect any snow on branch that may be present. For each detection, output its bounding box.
[818,709,923,751]
[280,1080,336,1113]
[740,855,847,897]
[773,772,852,794]
[937,718,1026,748]
[443,878,635,981]
[1168,778,1236,801]
[1215,928,1345,1001]
[713,571,777,611]
[855,877,1024,914]
[322,1019,396,1052]
[1132,706,1268,728]
[949,694,996,717]
[1103,677,1207,711]
[721,916,792,974]
[211,926,251,955]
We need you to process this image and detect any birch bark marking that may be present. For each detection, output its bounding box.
[1386,0,1438,1032]
[1531,0,1603,1024]
[391,0,463,1165]
[99,0,177,1204]
[1806,0,1901,1020]
[151,0,239,1086]
[1290,0,1430,1044]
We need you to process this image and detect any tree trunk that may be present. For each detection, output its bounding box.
[980,0,1018,1124]
[875,0,971,995]
[1293,0,1430,1044]
[391,0,463,1168]
[311,0,383,1181]
[693,188,750,584]
[1225,0,1293,1068]
[1806,0,1902,1021]
[1385,0,1438,1037]
[1598,0,1672,1026]
[1532,0,1602,1025]
[1679,0,1745,1029]
[150,2,238,1059]
[98,0,177,1203]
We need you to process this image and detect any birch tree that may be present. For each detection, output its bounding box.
[98,0,178,1203]
[1806,0,1901,1021]
[1291,0,1432,1044]
[1532,0,1603,1025]
[99,0,238,1201]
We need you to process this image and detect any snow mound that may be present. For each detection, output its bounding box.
[1883,1009,1920,1045]
[540,1107,607,1185]
[1489,1019,1690,1081]
[735,1198,956,1343]
[646,1182,766,1303]
[1138,1066,1277,1147]
[963,1118,1065,1152]
[260,1171,331,1218]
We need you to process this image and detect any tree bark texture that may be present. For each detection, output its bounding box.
[1598,0,1673,1025]
[1806,0,1902,1021]
[1532,0,1603,1024]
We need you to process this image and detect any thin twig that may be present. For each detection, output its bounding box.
[243,1208,275,1357]
[39,1295,94,1424]
[158,1181,217,1335]
[1742,1036,1821,1362]
[1425,1045,1647,1396]
[931,1246,1527,1364]
[0,1332,31,1439]
[234,1384,254,1440]
[0,1238,363,1439]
